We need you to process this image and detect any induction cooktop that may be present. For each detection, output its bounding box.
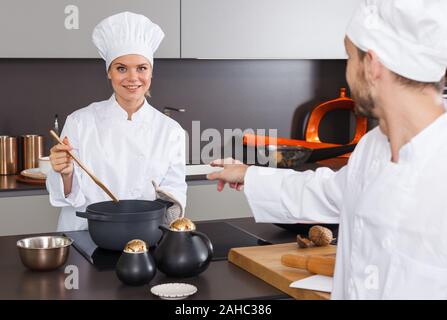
[64,221,270,271]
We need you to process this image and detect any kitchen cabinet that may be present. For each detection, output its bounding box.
[181,0,360,59]
[0,195,60,236]
[186,182,252,221]
[1,0,358,59]
[0,0,180,58]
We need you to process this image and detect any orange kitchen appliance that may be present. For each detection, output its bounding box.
[304,87,367,146]
[243,88,368,157]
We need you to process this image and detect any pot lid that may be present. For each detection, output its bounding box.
[88,199,164,213]
[85,200,165,222]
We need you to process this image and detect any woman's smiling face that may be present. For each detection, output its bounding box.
[108,54,152,104]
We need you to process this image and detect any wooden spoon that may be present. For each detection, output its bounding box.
[49,130,119,203]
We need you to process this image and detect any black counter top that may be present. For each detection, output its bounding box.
[0,218,298,300]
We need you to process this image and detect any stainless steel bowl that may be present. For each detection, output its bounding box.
[17,236,73,271]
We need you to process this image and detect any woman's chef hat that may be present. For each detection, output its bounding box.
[92,11,164,71]
[346,0,447,82]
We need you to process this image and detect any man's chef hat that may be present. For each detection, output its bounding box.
[346,0,447,82]
[92,11,164,71]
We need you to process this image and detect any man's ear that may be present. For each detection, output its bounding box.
[364,49,383,83]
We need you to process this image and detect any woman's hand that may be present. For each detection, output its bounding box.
[49,137,74,177]
[207,158,249,192]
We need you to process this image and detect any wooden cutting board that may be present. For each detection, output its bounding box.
[228,242,336,300]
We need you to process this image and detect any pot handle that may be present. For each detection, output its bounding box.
[76,211,89,219]
[191,230,213,258]
[76,211,110,221]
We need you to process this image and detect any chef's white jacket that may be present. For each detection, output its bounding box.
[245,112,447,299]
[46,95,187,232]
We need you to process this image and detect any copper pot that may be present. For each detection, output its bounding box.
[0,136,18,175]
[22,135,44,170]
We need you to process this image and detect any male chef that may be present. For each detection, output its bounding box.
[208,0,447,299]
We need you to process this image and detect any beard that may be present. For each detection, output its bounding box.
[352,90,377,120]
[350,70,378,120]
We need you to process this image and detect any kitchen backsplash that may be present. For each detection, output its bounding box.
[0,58,354,157]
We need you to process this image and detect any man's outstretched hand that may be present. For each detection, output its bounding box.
[207,158,249,192]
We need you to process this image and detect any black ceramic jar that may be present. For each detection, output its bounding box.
[153,224,213,278]
[115,240,156,286]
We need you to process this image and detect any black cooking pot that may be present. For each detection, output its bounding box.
[76,199,172,251]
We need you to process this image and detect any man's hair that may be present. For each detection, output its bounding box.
[357,48,446,93]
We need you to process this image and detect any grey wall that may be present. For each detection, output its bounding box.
[0,58,353,160]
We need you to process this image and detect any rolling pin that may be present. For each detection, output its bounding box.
[281,254,335,277]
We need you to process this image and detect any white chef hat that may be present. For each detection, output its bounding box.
[92,11,164,71]
[346,0,447,82]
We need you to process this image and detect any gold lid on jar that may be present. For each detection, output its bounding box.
[124,239,148,253]
[169,217,196,231]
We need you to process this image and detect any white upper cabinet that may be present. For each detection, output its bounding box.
[181,0,360,59]
[0,0,360,59]
[0,0,180,58]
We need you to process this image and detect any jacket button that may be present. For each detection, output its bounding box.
[355,217,364,229]
[381,237,392,249]
[358,218,364,229]
[348,278,357,298]
[348,278,354,291]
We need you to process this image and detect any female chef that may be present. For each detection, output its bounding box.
[46,12,187,231]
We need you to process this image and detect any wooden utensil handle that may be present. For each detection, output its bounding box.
[49,131,91,174]
[49,130,119,203]
[281,254,335,277]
